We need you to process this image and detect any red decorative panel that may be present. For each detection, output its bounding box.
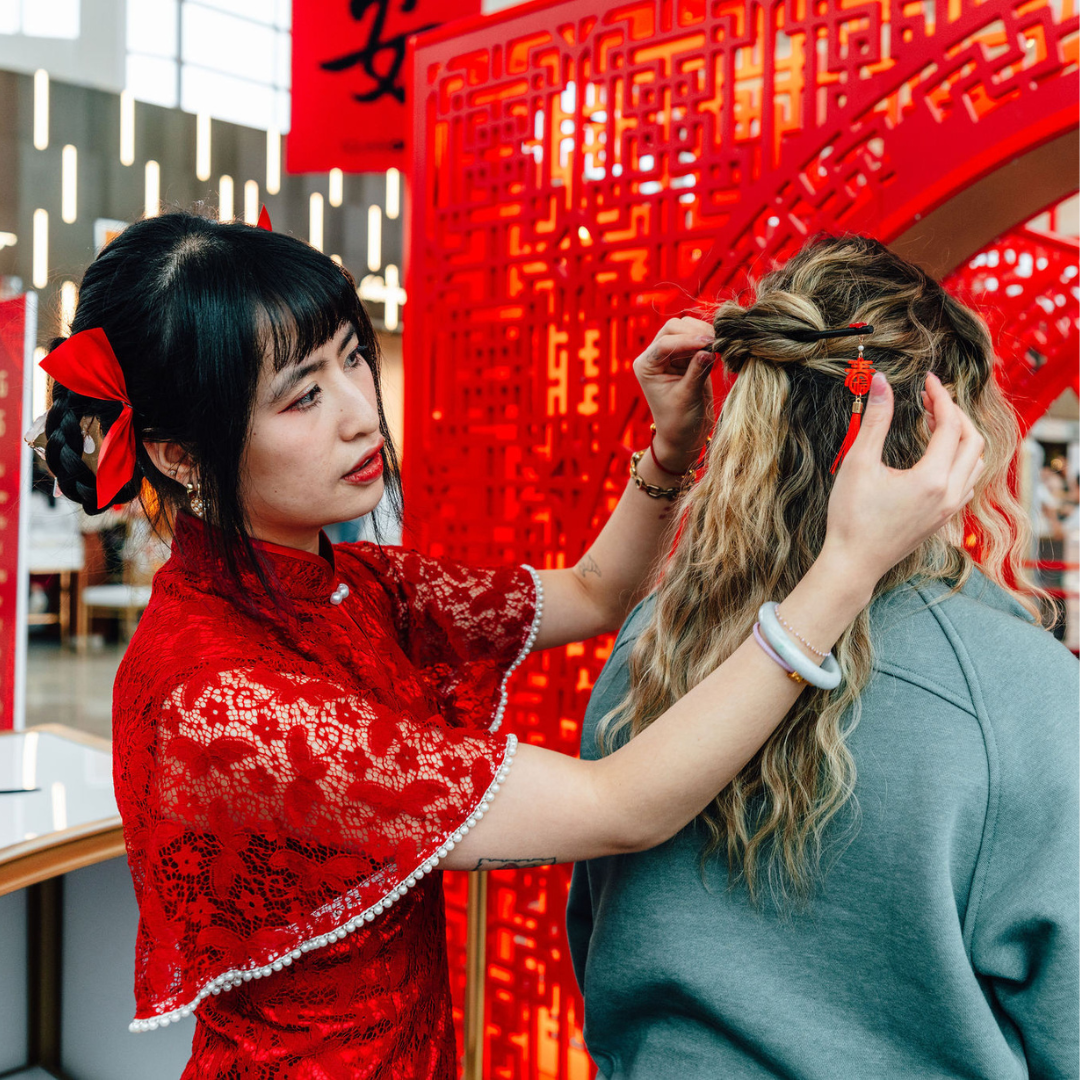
[0,295,32,731]
[404,0,1078,1074]
[944,222,1080,431]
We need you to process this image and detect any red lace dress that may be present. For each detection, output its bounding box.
[111,514,541,1078]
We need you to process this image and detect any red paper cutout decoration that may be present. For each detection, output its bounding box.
[943,218,1080,432]
[0,296,30,730]
[405,0,1078,1074]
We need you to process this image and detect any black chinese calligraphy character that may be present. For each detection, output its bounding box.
[321,0,439,105]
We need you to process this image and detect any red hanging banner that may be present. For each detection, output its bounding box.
[0,294,35,731]
[289,0,480,175]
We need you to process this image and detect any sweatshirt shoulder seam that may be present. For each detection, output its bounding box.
[870,659,978,716]
[912,584,998,959]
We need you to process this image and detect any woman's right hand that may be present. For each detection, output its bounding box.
[823,371,985,590]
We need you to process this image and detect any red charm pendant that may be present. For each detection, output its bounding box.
[831,340,875,474]
[843,356,876,396]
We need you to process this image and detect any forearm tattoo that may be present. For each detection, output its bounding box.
[471,856,556,871]
[580,554,601,578]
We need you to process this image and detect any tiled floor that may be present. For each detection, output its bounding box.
[24,639,125,742]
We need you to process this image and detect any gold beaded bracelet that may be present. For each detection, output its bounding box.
[629,449,689,500]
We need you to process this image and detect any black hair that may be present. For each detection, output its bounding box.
[44,209,403,602]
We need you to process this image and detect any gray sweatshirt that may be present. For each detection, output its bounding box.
[567,570,1079,1079]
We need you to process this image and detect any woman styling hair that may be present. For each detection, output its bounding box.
[567,234,1079,1078]
[35,213,981,1077]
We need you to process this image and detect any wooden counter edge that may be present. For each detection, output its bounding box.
[0,723,123,894]
[0,818,126,896]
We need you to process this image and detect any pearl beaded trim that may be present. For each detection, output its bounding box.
[489,566,543,734]
[128,734,519,1033]
[329,582,350,605]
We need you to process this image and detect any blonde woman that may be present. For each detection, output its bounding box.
[567,236,1079,1079]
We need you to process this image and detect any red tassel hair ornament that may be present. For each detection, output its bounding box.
[830,323,875,474]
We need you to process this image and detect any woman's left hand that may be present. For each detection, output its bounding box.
[823,371,987,588]
[632,316,716,470]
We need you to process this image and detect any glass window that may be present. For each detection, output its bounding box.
[127,0,179,59]
[127,53,180,109]
[122,0,290,131]
[0,0,20,34]
[188,0,277,25]
[275,28,290,89]
[182,4,275,84]
[20,0,79,38]
[181,65,276,130]
[274,88,291,134]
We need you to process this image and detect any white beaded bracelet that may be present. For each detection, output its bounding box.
[757,602,842,691]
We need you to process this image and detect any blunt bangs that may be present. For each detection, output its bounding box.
[245,234,373,375]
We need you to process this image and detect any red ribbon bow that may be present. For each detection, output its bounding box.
[40,327,136,510]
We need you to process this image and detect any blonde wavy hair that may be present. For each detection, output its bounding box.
[598,235,1041,906]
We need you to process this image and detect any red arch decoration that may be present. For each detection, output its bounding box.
[944,222,1080,430]
[689,0,1078,293]
[404,1,1078,1074]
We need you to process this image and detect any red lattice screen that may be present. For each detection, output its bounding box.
[403,0,1078,1074]
[944,221,1080,429]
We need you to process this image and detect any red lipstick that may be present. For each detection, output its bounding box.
[343,443,385,485]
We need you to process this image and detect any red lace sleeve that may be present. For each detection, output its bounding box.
[339,546,542,732]
[127,663,515,1031]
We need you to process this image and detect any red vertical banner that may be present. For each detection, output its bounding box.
[0,294,35,731]
[289,0,480,174]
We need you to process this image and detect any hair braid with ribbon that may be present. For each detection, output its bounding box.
[42,327,140,510]
[44,379,114,510]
